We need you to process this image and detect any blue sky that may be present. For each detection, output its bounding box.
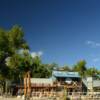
[0,0,100,69]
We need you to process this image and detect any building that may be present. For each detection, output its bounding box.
[23,78,57,97]
[83,76,100,92]
[31,78,57,91]
[16,71,86,97]
[52,71,82,94]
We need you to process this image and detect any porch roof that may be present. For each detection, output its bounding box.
[31,78,54,85]
[52,71,80,78]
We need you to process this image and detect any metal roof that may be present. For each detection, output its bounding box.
[31,78,54,85]
[82,78,100,88]
[93,80,100,87]
[52,71,80,78]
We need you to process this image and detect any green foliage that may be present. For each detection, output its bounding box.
[0,25,29,93]
[0,25,32,93]
[7,25,28,52]
[73,60,87,77]
[85,67,99,77]
[72,60,100,77]
[43,63,59,75]
[61,65,71,71]
[32,64,51,78]
[31,56,52,78]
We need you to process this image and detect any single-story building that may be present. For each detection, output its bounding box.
[52,71,82,93]
[82,76,100,92]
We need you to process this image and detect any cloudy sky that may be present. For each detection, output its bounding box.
[0,0,100,69]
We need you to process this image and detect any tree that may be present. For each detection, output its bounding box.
[0,25,29,93]
[31,56,51,78]
[61,65,71,71]
[73,60,87,77]
[85,67,99,77]
[42,63,59,76]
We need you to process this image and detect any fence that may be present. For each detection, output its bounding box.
[0,91,100,100]
[67,92,100,100]
[30,91,100,100]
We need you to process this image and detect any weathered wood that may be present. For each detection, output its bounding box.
[24,71,31,99]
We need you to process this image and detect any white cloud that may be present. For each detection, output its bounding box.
[86,41,94,45]
[31,52,37,58]
[95,43,100,46]
[86,40,100,48]
[38,51,43,56]
[31,51,43,58]
[93,58,100,62]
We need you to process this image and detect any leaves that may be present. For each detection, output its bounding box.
[85,67,99,77]
[0,25,29,81]
[73,60,87,77]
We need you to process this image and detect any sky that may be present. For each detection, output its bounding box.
[0,0,100,69]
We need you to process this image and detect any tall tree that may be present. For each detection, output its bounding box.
[73,60,87,77]
[0,25,29,93]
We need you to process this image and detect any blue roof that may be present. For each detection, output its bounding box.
[52,71,80,78]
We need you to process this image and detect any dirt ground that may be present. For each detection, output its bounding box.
[0,97,23,100]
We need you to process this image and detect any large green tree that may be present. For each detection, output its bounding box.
[31,56,51,78]
[0,25,28,93]
[73,60,87,77]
